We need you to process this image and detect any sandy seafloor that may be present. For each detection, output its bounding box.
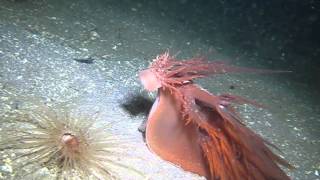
[0,0,319,179]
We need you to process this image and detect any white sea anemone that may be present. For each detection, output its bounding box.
[0,97,143,179]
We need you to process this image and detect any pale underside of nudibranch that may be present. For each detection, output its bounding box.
[139,52,293,180]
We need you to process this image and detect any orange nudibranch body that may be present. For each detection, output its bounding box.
[140,52,293,180]
[146,88,208,176]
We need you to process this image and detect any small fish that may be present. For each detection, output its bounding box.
[73,57,94,64]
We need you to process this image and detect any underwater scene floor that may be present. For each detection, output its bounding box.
[0,0,319,179]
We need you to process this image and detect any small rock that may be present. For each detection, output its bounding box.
[48,16,57,20]
[90,31,100,40]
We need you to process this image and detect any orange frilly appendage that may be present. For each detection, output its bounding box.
[140,52,293,180]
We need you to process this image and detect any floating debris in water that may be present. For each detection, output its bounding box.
[0,95,143,179]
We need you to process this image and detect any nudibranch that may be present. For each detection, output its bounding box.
[139,52,293,180]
